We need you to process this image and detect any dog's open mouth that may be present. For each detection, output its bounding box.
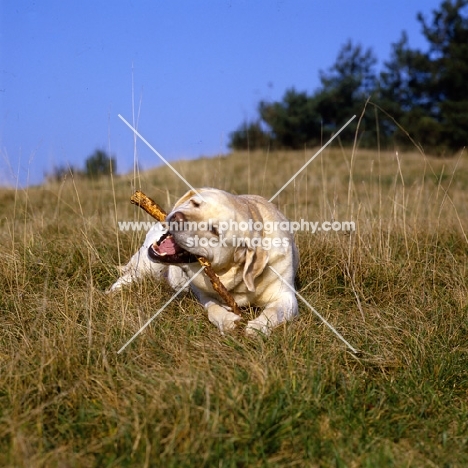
[148,231,198,264]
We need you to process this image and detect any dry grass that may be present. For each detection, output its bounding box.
[0,146,467,467]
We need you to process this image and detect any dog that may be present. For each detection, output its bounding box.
[110,188,299,335]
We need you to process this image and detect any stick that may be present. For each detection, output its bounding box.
[130,190,167,222]
[130,191,242,316]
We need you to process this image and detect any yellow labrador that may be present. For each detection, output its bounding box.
[111,188,299,335]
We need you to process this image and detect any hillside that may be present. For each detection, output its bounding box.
[1,147,467,466]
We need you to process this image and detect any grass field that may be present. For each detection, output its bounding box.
[1,146,467,467]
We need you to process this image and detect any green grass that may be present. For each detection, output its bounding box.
[0,147,467,467]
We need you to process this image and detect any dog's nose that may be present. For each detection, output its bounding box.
[168,211,186,224]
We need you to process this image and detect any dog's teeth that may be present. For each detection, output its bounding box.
[158,252,167,256]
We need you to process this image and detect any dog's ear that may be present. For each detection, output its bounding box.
[242,247,269,292]
[173,189,196,209]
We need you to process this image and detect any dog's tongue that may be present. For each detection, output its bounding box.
[149,232,197,264]
[157,236,179,255]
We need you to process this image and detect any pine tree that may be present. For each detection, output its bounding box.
[258,88,321,149]
[84,149,116,179]
[418,0,468,149]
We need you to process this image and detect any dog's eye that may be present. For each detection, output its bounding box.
[190,199,201,208]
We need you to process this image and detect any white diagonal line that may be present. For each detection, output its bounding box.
[269,266,359,354]
[117,266,205,354]
[268,115,356,202]
[118,114,207,202]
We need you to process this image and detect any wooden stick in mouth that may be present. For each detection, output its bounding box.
[130,190,167,223]
[130,190,242,316]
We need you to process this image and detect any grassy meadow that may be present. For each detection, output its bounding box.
[0,145,467,466]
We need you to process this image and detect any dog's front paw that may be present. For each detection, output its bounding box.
[245,319,272,337]
[207,304,241,334]
[107,275,132,293]
[220,312,242,334]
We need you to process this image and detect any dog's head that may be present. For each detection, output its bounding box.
[149,188,269,292]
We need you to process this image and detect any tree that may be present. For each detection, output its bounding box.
[228,42,380,150]
[315,41,378,145]
[45,164,81,183]
[378,32,440,148]
[227,1,468,153]
[418,0,468,149]
[84,149,116,179]
[379,0,468,152]
[228,120,271,150]
[258,88,322,149]
[380,33,430,115]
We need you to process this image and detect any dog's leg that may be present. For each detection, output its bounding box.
[206,302,242,334]
[245,293,298,336]
[108,248,167,292]
[194,291,241,334]
[108,222,168,292]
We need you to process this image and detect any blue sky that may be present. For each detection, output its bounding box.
[1,0,443,186]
